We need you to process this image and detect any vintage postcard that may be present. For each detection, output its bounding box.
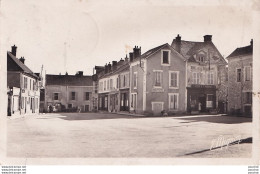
[0,0,260,168]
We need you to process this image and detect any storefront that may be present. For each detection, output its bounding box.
[187,85,216,113]
[98,93,108,111]
[119,89,129,111]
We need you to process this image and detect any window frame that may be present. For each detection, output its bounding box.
[85,92,90,101]
[169,71,179,89]
[71,91,76,100]
[133,72,137,89]
[244,66,251,81]
[153,70,163,88]
[207,71,214,85]
[192,72,200,84]
[53,92,59,101]
[168,93,179,110]
[236,68,242,82]
[161,50,171,66]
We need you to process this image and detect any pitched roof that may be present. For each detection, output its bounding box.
[46,74,93,86]
[7,51,39,78]
[140,43,168,59]
[99,63,129,79]
[227,45,253,59]
[171,39,227,65]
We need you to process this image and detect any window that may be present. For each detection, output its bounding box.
[68,104,73,108]
[162,50,170,65]
[192,72,200,84]
[198,55,204,62]
[169,93,178,110]
[110,79,113,89]
[32,80,35,90]
[131,93,137,109]
[245,66,251,81]
[104,81,106,91]
[123,75,126,87]
[71,92,76,100]
[206,94,214,108]
[85,92,90,100]
[244,92,252,104]
[169,71,179,88]
[207,71,214,85]
[21,97,24,109]
[133,72,137,88]
[154,71,162,87]
[53,93,59,100]
[116,77,119,88]
[107,79,110,90]
[105,96,108,107]
[99,82,103,91]
[24,77,27,89]
[237,69,241,82]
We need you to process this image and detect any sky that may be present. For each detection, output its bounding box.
[1,0,255,76]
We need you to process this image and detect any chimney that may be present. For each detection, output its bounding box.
[129,52,134,62]
[104,63,108,74]
[133,46,141,59]
[250,39,253,47]
[108,62,112,72]
[11,45,17,56]
[175,34,181,53]
[76,71,83,76]
[112,61,117,71]
[125,54,129,62]
[204,35,212,42]
[118,58,124,66]
[19,57,25,64]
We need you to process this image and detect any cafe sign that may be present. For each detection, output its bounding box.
[191,84,216,89]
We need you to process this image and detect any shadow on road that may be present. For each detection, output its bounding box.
[175,115,252,124]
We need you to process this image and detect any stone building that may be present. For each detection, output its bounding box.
[129,44,186,115]
[97,57,130,112]
[171,35,228,114]
[226,40,253,116]
[7,45,41,116]
[45,72,93,112]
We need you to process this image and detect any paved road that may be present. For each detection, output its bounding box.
[7,113,252,158]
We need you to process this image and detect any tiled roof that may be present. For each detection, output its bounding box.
[46,74,93,86]
[7,52,39,78]
[227,45,252,59]
[140,43,168,59]
[171,39,226,64]
[99,63,129,79]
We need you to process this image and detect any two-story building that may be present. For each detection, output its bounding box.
[7,45,41,116]
[97,57,130,112]
[129,44,186,115]
[171,35,228,114]
[45,71,93,112]
[226,40,253,116]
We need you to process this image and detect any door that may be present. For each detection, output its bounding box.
[85,105,89,112]
[199,95,206,112]
[152,102,163,115]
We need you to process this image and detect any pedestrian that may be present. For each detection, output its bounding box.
[198,102,202,113]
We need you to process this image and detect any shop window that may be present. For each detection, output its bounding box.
[206,94,214,108]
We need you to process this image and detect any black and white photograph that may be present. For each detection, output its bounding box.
[0,0,260,172]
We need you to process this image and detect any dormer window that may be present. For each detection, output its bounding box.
[198,55,205,62]
[161,50,171,65]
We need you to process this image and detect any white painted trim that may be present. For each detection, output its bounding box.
[153,70,163,88]
[153,70,163,72]
[143,59,147,111]
[151,102,164,111]
[161,49,171,66]
[130,92,137,109]
[244,66,251,82]
[133,72,137,89]
[169,71,179,89]
[168,93,179,110]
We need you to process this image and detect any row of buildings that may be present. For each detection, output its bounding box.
[7,34,253,116]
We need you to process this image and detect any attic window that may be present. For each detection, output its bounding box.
[198,55,205,62]
[161,50,171,65]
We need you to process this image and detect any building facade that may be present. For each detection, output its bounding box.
[129,44,186,115]
[171,35,228,114]
[227,40,253,116]
[45,71,93,112]
[7,45,41,116]
[97,58,130,112]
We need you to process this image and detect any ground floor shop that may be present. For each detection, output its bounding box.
[187,85,217,113]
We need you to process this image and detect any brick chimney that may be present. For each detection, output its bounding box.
[75,71,83,76]
[204,35,212,42]
[117,58,124,66]
[129,52,134,62]
[250,39,253,48]
[112,61,117,71]
[104,64,108,74]
[108,62,112,72]
[133,46,141,59]
[19,57,25,64]
[11,45,17,56]
[125,54,129,62]
[175,34,181,53]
